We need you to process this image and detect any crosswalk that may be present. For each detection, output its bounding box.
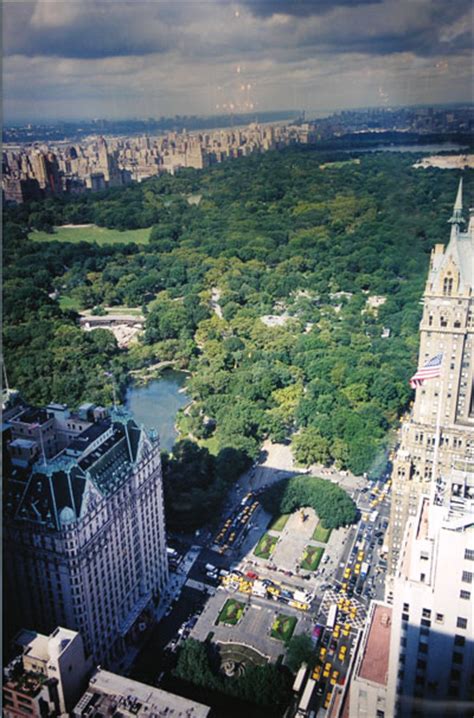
[320,589,367,630]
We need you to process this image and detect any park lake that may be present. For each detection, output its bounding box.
[125,370,190,452]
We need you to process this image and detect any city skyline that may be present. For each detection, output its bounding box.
[3,0,472,122]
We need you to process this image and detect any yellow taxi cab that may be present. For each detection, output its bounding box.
[342,623,351,637]
[333,624,340,639]
[338,645,348,662]
[312,664,322,681]
[357,550,364,562]
[319,646,327,661]
[354,563,361,575]
[323,662,331,678]
[343,567,351,579]
[330,669,339,686]
[341,582,348,593]
[324,690,333,709]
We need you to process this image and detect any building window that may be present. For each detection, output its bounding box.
[417,659,427,669]
[464,549,474,561]
[421,618,431,628]
[452,652,463,665]
[460,590,470,600]
[435,613,444,624]
[422,608,431,618]
[419,643,428,654]
[420,627,430,636]
[456,617,468,630]
[443,277,453,296]
[461,571,473,583]
[454,635,465,647]
[450,669,461,681]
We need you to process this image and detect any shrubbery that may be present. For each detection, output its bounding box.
[260,475,357,529]
[174,639,293,714]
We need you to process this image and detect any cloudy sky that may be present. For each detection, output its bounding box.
[3,0,472,122]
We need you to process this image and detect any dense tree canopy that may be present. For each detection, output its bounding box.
[260,475,357,529]
[173,638,293,715]
[3,146,472,478]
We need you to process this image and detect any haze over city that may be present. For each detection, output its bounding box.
[3,0,473,122]
[2,2,474,718]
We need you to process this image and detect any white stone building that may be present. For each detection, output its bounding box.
[4,404,168,668]
[3,626,92,716]
[388,180,474,576]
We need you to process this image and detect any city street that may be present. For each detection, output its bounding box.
[130,440,392,706]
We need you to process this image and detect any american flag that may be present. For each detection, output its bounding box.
[410,353,443,388]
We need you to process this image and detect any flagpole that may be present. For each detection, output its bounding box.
[430,378,444,505]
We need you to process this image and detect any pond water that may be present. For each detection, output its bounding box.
[125,370,190,452]
[357,142,468,153]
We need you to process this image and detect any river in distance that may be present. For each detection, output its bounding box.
[125,369,190,452]
[357,142,468,153]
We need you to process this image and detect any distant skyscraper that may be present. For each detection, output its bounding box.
[387,181,474,580]
[3,402,168,669]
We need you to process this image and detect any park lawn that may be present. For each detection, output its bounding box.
[59,295,82,312]
[217,599,246,626]
[29,225,151,245]
[269,514,290,532]
[270,614,297,643]
[198,436,220,456]
[312,524,332,543]
[300,545,324,571]
[254,533,279,559]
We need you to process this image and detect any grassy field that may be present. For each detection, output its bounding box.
[30,225,151,245]
[300,545,324,571]
[270,614,297,643]
[312,524,332,543]
[58,295,82,312]
[269,514,290,532]
[254,533,278,559]
[217,599,246,626]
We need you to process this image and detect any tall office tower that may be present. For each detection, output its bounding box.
[97,135,111,181]
[45,152,62,194]
[385,469,474,716]
[3,403,168,669]
[31,150,48,188]
[387,180,474,579]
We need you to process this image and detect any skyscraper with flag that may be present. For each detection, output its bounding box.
[409,353,443,388]
[387,179,474,581]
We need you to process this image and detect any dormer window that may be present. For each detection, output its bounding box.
[440,316,447,328]
[443,276,453,296]
[428,315,433,326]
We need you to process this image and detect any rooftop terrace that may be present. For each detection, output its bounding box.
[357,603,392,686]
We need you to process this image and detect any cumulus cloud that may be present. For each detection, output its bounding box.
[2,0,472,121]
